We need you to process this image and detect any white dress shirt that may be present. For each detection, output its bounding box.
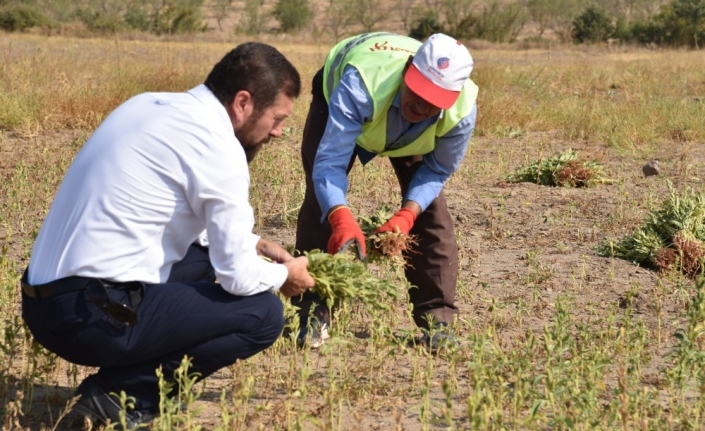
[28,85,288,296]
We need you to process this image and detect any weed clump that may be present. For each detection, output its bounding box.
[305,249,400,310]
[505,149,609,187]
[358,205,418,266]
[598,184,705,278]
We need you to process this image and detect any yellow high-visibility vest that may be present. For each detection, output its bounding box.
[323,32,478,157]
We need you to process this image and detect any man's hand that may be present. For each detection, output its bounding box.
[257,238,293,263]
[327,206,367,260]
[375,208,417,236]
[279,256,315,297]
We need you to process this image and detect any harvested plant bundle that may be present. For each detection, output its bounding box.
[305,249,401,310]
[505,148,608,187]
[598,183,705,277]
[358,206,418,265]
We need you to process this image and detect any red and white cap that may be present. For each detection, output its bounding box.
[404,33,474,110]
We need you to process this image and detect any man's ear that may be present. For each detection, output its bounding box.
[229,90,254,126]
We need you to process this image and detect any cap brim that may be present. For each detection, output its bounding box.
[404,64,460,110]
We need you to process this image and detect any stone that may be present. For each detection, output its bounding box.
[642,160,660,177]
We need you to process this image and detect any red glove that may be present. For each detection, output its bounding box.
[375,208,417,236]
[327,206,367,260]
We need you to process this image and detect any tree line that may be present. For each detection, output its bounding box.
[1,0,703,48]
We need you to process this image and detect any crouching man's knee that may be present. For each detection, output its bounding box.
[255,292,285,347]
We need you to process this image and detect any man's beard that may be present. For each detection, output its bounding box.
[235,113,269,163]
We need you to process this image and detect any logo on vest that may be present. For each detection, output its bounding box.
[368,41,416,54]
[437,57,450,70]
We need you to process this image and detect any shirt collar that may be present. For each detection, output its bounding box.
[187,84,232,126]
[393,90,402,108]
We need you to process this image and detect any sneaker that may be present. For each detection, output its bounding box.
[421,323,458,354]
[297,317,330,349]
[73,375,154,430]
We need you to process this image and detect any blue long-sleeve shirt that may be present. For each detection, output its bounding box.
[312,65,477,221]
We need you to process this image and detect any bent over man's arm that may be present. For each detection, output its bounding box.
[405,103,478,212]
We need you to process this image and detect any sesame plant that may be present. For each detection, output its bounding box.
[505,148,610,187]
[599,183,705,277]
[358,205,418,266]
[304,249,401,311]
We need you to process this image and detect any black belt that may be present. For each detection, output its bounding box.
[21,273,93,299]
[22,270,141,327]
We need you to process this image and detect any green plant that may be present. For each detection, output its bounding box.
[75,8,124,33]
[526,0,552,37]
[626,0,705,47]
[272,0,312,33]
[153,355,203,430]
[124,7,153,32]
[324,0,356,41]
[505,149,609,188]
[672,0,705,48]
[454,0,527,43]
[357,205,417,265]
[599,183,705,277]
[669,273,705,424]
[305,250,401,311]
[0,4,49,32]
[572,6,614,43]
[239,0,268,35]
[409,11,443,40]
[154,0,207,35]
[210,0,233,32]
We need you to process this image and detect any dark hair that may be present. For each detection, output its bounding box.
[204,42,301,113]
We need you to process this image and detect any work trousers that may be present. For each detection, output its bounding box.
[292,68,459,329]
[22,244,284,413]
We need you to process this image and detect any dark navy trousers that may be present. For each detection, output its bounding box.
[22,244,285,412]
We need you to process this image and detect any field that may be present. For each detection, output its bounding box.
[2,32,705,430]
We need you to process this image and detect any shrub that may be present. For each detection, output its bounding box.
[452,1,526,43]
[409,12,443,41]
[239,0,268,35]
[75,8,124,34]
[273,0,313,33]
[626,18,668,45]
[154,0,207,35]
[169,7,207,34]
[124,8,153,32]
[612,16,630,41]
[0,4,49,32]
[624,1,705,48]
[572,6,614,43]
[672,0,705,48]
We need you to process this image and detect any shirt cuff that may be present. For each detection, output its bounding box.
[268,262,289,292]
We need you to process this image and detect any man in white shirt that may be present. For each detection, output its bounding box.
[21,42,314,429]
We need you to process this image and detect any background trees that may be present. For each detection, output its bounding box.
[0,0,702,48]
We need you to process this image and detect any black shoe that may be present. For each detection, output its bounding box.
[73,375,154,430]
[421,323,458,354]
